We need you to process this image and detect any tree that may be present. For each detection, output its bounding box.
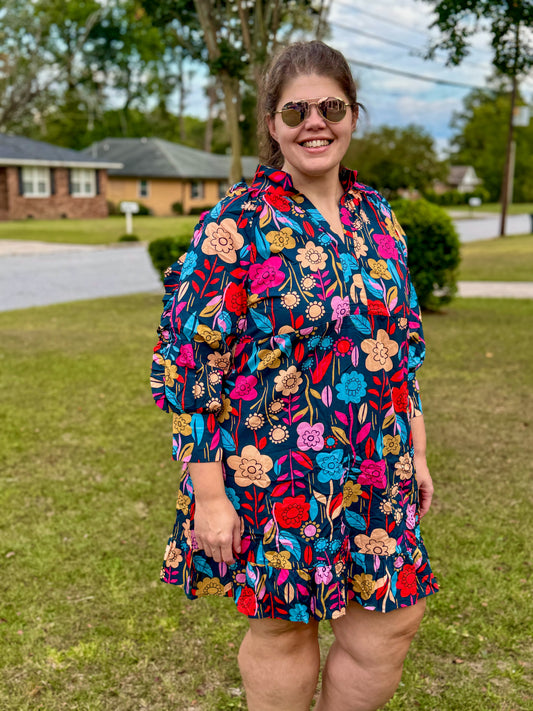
[343,125,446,198]
[449,86,533,203]
[423,0,533,234]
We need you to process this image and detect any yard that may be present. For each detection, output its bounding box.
[0,294,531,710]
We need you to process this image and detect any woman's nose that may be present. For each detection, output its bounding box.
[304,104,327,127]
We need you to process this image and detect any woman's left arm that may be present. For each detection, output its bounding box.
[410,413,433,518]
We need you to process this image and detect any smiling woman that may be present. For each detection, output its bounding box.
[150,40,438,711]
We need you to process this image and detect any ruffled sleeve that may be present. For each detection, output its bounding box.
[150,201,250,462]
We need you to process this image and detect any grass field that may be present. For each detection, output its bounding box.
[1,295,532,710]
[0,215,198,245]
[459,233,533,282]
[447,202,533,216]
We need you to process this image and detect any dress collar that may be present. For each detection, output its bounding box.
[249,163,369,200]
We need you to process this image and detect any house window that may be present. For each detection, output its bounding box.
[138,179,149,198]
[22,167,50,197]
[190,180,204,199]
[71,169,96,197]
[218,181,229,199]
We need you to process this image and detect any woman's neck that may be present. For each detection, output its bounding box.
[282,164,344,208]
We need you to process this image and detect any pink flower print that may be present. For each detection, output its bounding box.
[296,422,325,451]
[176,343,195,368]
[249,256,285,294]
[230,375,258,401]
[314,566,333,585]
[374,234,398,261]
[331,295,350,321]
[406,503,417,530]
[358,459,387,488]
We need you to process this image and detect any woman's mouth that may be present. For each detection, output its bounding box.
[300,139,333,148]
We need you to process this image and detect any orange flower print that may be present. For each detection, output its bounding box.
[394,452,413,479]
[353,528,397,555]
[163,541,183,568]
[296,241,327,271]
[202,218,244,263]
[274,366,303,396]
[361,329,399,372]
[227,445,273,488]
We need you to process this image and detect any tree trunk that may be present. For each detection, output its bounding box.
[499,19,520,237]
[220,72,243,185]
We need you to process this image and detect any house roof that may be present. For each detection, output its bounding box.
[0,134,122,169]
[83,137,259,180]
[448,165,480,186]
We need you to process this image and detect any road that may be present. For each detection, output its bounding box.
[0,214,531,312]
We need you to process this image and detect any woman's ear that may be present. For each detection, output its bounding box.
[351,107,358,133]
[266,115,278,143]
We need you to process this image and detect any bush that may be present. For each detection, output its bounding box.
[107,200,120,216]
[188,205,213,215]
[171,201,183,215]
[137,203,152,216]
[148,235,192,282]
[118,233,140,242]
[391,199,461,311]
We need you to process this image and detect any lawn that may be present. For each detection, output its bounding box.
[1,295,532,710]
[0,215,199,245]
[447,202,533,216]
[458,233,533,282]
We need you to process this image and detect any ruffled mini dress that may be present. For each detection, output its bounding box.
[150,164,438,622]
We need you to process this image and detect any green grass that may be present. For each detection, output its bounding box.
[447,202,533,216]
[0,215,199,245]
[459,233,533,282]
[1,295,532,710]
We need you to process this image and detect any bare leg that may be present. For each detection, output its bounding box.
[315,599,426,711]
[238,617,320,711]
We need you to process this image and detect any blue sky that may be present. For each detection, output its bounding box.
[180,0,533,156]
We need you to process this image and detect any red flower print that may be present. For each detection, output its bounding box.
[264,187,292,211]
[225,282,247,315]
[392,382,409,413]
[230,375,258,400]
[274,495,311,528]
[367,300,389,316]
[249,256,285,294]
[374,234,398,260]
[237,586,258,615]
[176,343,195,368]
[396,564,418,597]
[358,459,387,488]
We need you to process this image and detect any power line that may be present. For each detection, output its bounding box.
[346,56,484,89]
[332,0,430,38]
[329,20,423,54]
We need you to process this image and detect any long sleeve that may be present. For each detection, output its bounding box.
[150,200,250,462]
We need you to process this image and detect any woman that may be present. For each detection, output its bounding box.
[151,40,438,711]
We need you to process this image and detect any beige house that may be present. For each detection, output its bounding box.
[84,138,258,216]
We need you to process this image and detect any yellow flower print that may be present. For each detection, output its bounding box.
[274,366,303,396]
[296,241,327,271]
[227,445,273,488]
[257,348,282,370]
[361,329,399,372]
[343,480,362,506]
[163,541,183,568]
[195,577,226,596]
[383,434,401,456]
[202,218,244,264]
[194,324,222,349]
[368,259,392,280]
[265,550,292,569]
[266,227,296,253]
[394,452,413,480]
[163,359,178,386]
[353,528,397,556]
[352,573,377,600]
[175,491,191,514]
[173,413,192,435]
[217,394,233,422]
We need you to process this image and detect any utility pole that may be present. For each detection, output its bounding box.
[499,18,520,237]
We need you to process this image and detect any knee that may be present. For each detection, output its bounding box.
[247,618,319,655]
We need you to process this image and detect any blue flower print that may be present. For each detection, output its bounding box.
[302,357,313,371]
[318,232,332,246]
[316,449,345,483]
[289,603,310,623]
[315,538,329,552]
[320,336,334,350]
[308,334,322,349]
[335,371,367,404]
[225,487,240,510]
[339,252,359,280]
[181,251,198,279]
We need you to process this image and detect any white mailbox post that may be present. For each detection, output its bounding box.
[120,201,140,235]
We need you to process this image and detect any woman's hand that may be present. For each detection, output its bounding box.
[193,493,242,565]
[414,457,434,518]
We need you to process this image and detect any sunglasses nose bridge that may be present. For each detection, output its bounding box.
[305,101,327,124]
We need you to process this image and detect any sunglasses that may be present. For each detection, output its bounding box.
[275,97,352,127]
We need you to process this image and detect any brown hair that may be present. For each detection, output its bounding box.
[258,41,361,168]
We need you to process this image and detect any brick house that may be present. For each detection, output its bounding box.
[84,138,258,216]
[0,134,122,221]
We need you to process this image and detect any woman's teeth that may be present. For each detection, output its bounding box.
[301,139,331,148]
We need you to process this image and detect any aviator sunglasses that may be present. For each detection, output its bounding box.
[275,96,353,127]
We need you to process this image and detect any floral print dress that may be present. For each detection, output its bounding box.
[151,164,438,622]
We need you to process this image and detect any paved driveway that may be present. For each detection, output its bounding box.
[453,213,531,242]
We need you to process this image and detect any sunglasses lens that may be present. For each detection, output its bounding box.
[281,103,306,127]
[320,98,347,122]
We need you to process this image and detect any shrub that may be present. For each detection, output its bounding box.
[107,200,120,215]
[391,199,461,311]
[171,201,183,215]
[188,205,213,215]
[137,203,152,216]
[148,235,192,281]
[118,233,140,242]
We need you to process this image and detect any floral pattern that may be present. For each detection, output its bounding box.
[152,164,438,621]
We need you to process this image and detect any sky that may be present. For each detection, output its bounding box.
[179,0,533,156]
